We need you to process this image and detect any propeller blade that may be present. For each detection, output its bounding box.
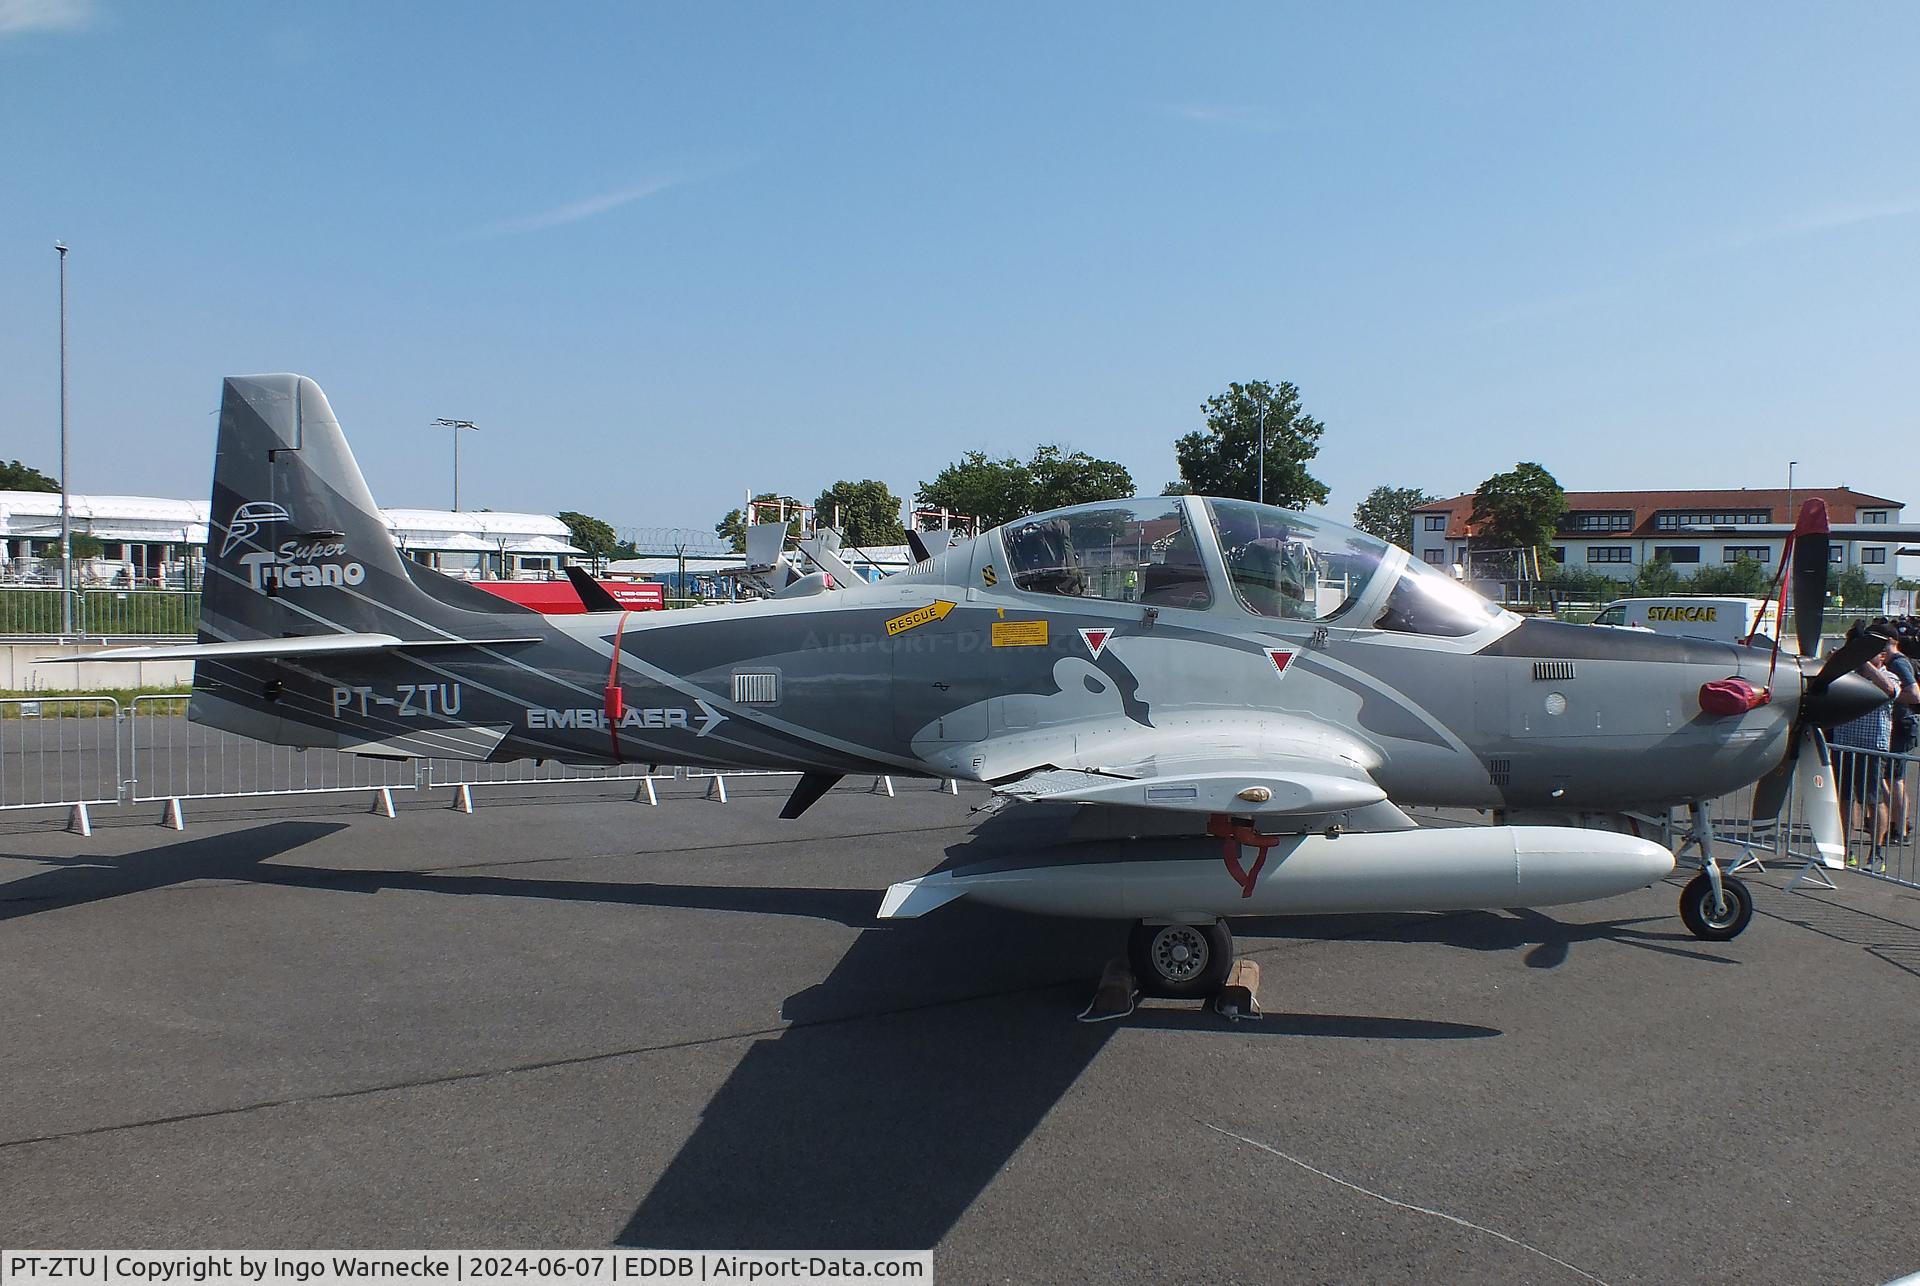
[1791,727,1847,869]
[1810,627,1894,696]
[1790,498,1830,658]
[1751,753,1793,820]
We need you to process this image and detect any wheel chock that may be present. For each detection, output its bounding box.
[1212,959,1262,1021]
[1076,957,1138,1024]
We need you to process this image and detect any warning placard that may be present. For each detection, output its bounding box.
[991,620,1049,647]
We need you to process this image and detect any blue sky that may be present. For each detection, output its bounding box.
[3,1,1916,536]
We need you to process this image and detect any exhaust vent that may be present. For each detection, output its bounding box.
[1487,758,1512,787]
[731,672,779,705]
[1531,660,1577,682]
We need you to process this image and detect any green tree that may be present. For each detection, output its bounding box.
[1353,485,1438,549]
[1688,557,1769,597]
[1632,555,1685,596]
[558,511,622,558]
[813,479,908,548]
[1469,462,1567,556]
[1170,379,1329,507]
[1027,444,1134,512]
[68,533,104,559]
[917,445,1133,529]
[715,493,804,553]
[1540,562,1625,601]
[1829,566,1884,612]
[0,460,58,492]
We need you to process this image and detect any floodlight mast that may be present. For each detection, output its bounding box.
[431,418,479,511]
[56,242,71,636]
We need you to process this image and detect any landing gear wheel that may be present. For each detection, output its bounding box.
[1128,919,1233,998]
[1679,872,1753,941]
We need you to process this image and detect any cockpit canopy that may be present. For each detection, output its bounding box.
[993,495,1505,637]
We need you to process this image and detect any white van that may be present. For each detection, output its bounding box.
[1591,597,1783,646]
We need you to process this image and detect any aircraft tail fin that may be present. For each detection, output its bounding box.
[189,375,538,752]
[202,374,528,645]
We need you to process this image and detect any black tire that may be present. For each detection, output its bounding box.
[1128,919,1234,998]
[1679,872,1753,941]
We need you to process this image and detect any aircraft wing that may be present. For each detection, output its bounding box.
[989,739,1416,831]
[37,633,543,663]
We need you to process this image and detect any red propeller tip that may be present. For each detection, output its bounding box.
[1793,497,1829,537]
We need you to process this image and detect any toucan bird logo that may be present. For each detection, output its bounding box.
[219,501,293,558]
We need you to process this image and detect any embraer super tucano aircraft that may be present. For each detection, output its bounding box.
[79,376,1889,997]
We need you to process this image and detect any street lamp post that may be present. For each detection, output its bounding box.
[431,418,478,510]
[1786,460,1798,521]
[56,242,72,637]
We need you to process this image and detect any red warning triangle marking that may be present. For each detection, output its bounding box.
[1080,628,1111,659]
[1265,648,1294,675]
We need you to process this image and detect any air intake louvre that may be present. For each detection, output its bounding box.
[731,672,779,705]
[1487,758,1511,787]
[1532,660,1577,681]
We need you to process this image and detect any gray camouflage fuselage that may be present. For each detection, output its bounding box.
[190,375,1791,822]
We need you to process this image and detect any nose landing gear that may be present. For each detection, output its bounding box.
[1680,870,1754,940]
[1674,800,1754,941]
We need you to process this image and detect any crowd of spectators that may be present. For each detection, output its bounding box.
[1828,618,1920,870]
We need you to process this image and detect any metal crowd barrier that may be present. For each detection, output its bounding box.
[0,695,122,835]
[0,694,950,832]
[0,587,71,638]
[1690,744,1920,892]
[128,695,419,828]
[80,588,200,639]
[1822,745,1920,889]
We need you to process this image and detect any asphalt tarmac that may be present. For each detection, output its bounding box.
[2,780,1917,1284]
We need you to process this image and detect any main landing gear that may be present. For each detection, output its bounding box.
[1674,800,1754,942]
[1128,918,1235,998]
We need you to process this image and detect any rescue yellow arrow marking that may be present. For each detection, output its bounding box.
[886,600,957,636]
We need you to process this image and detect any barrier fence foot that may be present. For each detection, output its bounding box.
[1787,857,1839,891]
[66,803,92,837]
[944,779,959,795]
[634,777,659,806]
[704,774,729,803]
[372,787,396,818]
[450,783,474,814]
[871,776,896,798]
[160,797,184,831]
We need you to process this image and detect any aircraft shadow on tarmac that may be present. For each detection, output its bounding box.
[4,821,1519,1249]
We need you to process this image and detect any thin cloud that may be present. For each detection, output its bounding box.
[1722,197,1920,251]
[1163,102,1297,135]
[467,177,688,239]
[0,0,95,38]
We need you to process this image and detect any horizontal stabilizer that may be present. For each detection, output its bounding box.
[42,633,543,664]
[341,724,512,761]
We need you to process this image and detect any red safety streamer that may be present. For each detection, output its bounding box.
[605,610,632,761]
[1207,814,1282,898]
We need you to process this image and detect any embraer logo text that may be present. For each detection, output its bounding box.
[528,700,726,737]
[240,539,366,593]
